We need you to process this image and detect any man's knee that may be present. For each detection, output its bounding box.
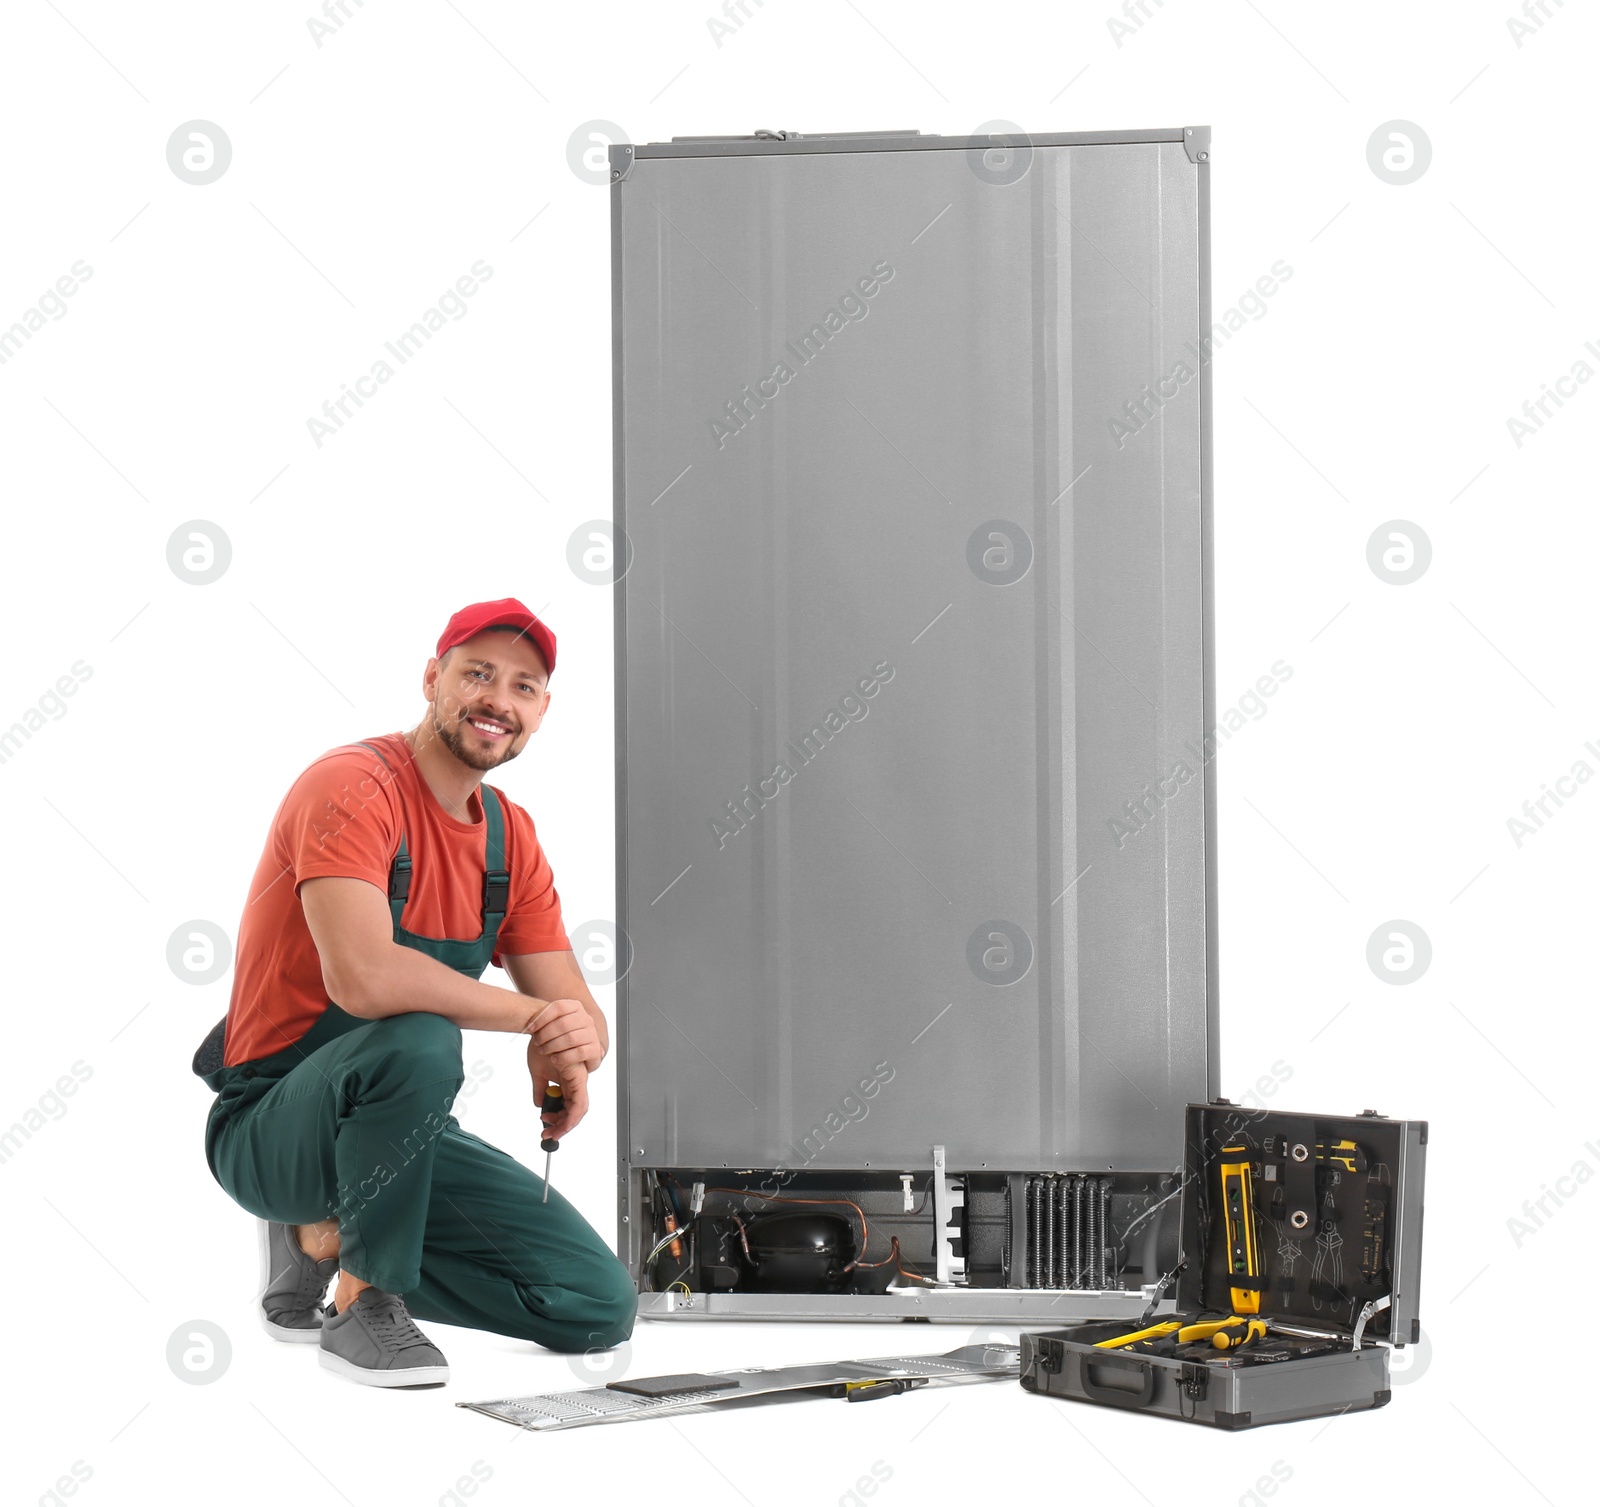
[524,1256,637,1353]
[362,1012,464,1083]
[585,1259,639,1349]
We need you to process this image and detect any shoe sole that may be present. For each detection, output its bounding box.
[260,1308,325,1344]
[256,1218,328,1345]
[318,1350,450,1388]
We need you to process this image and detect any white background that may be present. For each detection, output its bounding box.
[1,2,1591,1504]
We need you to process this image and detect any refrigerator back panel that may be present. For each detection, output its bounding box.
[613,129,1215,1174]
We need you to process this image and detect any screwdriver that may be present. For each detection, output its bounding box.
[540,1084,563,1204]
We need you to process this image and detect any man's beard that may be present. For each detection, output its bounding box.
[433,704,521,772]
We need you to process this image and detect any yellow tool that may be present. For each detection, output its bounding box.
[1220,1143,1262,1315]
[1317,1138,1364,1174]
[842,1377,928,1402]
[1094,1319,1184,1350]
[1095,1316,1267,1352]
[1208,1318,1268,1351]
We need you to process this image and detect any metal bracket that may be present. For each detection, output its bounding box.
[609,142,636,183]
[931,1145,967,1286]
[1182,126,1211,165]
[1351,1294,1391,1350]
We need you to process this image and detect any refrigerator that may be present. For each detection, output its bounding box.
[609,126,1216,1321]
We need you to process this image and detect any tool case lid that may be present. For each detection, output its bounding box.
[1175,1103,1427,1344]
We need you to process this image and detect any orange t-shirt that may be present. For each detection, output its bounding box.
[223,731,570,1066]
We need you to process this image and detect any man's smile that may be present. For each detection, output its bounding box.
[466,715,513,740]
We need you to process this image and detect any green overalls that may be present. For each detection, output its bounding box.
[193,744,635,1354]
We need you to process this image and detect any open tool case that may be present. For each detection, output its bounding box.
[1018,1103,1427,1429]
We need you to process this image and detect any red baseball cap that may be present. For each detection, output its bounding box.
[435,598,556,679]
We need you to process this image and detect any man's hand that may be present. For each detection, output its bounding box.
[529,1046,588,1139]
[524,996,603,1074]
[502,953,609,1063]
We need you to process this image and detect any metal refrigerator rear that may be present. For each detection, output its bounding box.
[609,126,1216,1322]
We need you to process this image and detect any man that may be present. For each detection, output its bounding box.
[192,597,636,1388]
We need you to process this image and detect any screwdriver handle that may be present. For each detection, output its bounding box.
[539,1083,563,1153]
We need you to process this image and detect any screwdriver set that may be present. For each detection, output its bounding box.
[1018,1103,1426,1429]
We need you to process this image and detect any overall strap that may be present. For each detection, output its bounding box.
[479,783,510,933]
[357,741,412,931]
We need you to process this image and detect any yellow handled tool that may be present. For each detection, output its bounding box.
[540,1084,563,1204]
[1094,1319,1184,1350]
[1208,1317,1268,1351]
[1095,1316,1267,1352]
[1220,1143,1261,1315]
[1317,1138,1365,1174]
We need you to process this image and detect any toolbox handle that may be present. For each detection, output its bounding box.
[1077,1352,1157,1409]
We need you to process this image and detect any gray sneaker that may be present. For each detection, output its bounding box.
[257,1220,337,1344]
[318,1287,449,1388]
